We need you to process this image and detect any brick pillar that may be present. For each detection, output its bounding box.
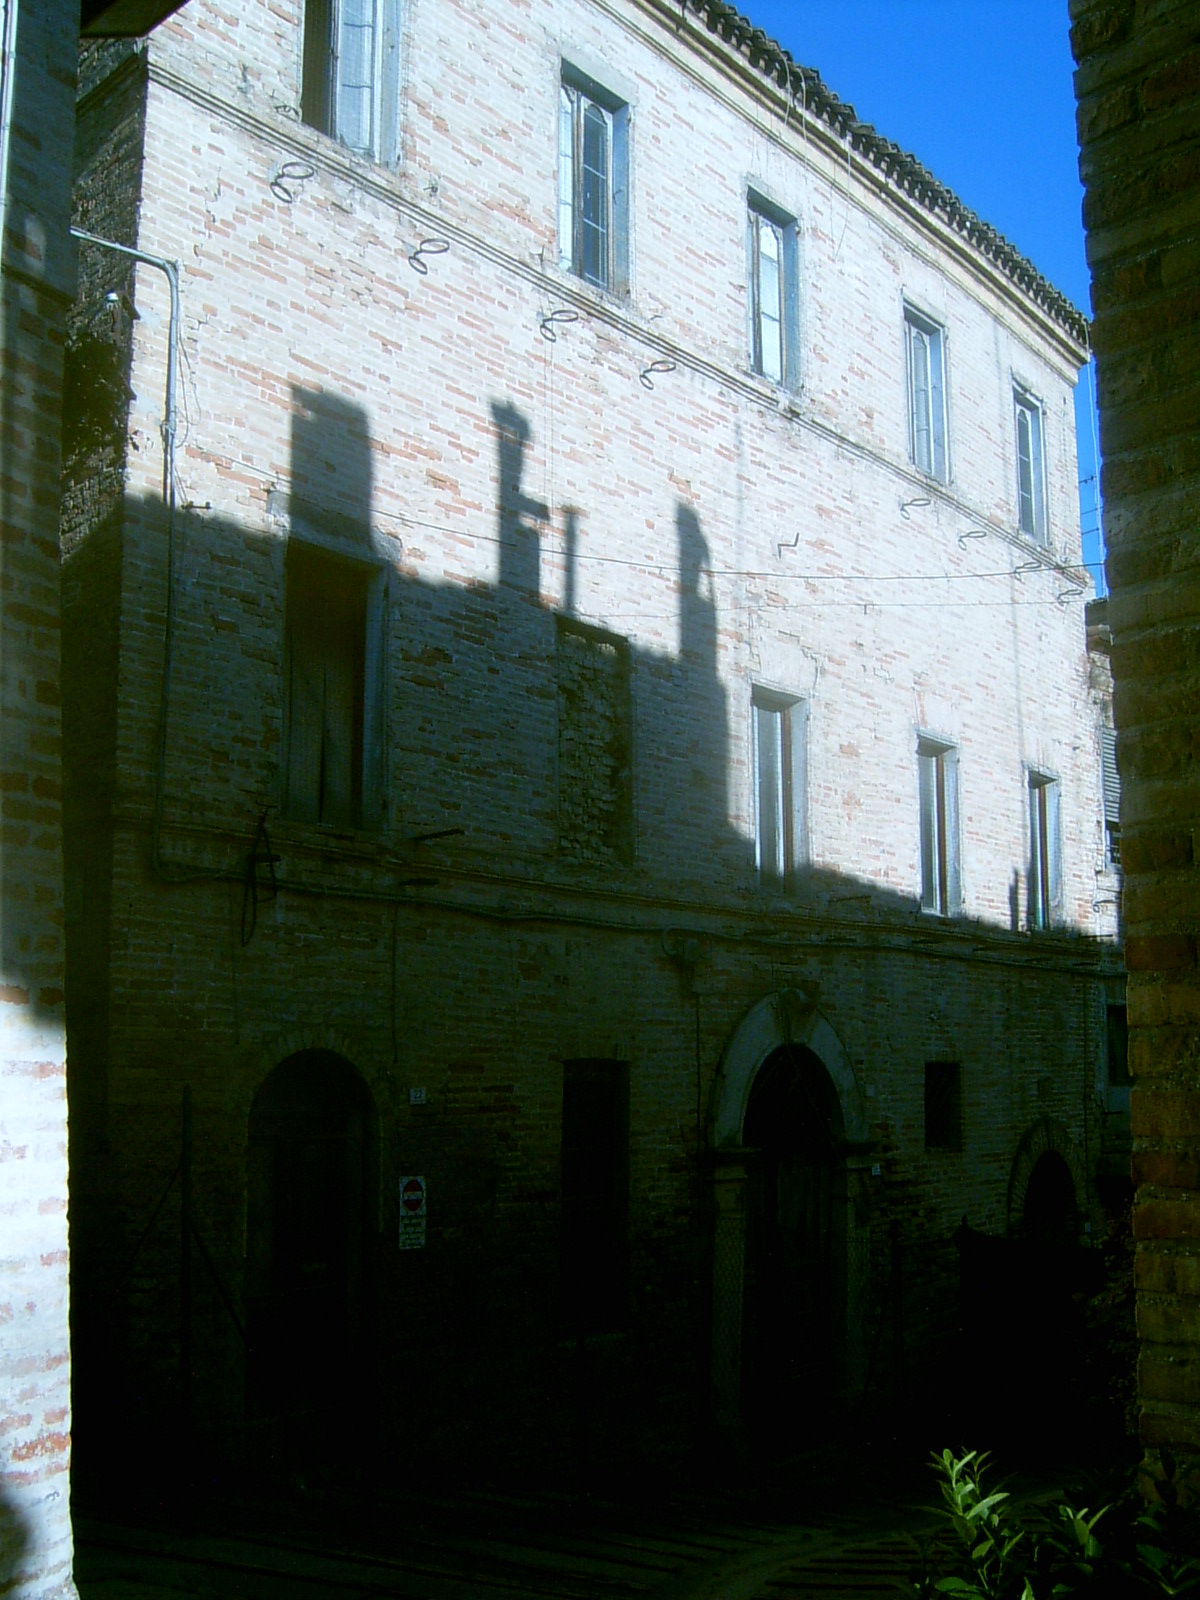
[1071,0,1200,1474]
[0,0,77,1594]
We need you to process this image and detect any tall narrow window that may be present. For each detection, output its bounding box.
[753,688,806,884]
[1015,390,1047,543]
[924,1062,963,1152]
[1028,771,1061,929]
[1100,726,1120,867]
[284,543,384,831]
[918,736,960,915]
[561,1059,629,1332]
[1107,1004,1131,1088]
[301,0,400,162]
[748,200,799,387]
[905,308,947,481]
[559,71,629,292]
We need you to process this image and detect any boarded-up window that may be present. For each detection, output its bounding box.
[924,1061,963,1152]
[561,1059,629,1332]
[284,543,383,830]
[556,618,633,865]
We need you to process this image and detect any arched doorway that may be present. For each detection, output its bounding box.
[709,991,871,1446]
[742,1043,843,1440]
[245,1050,376,1436]
[1022,1151,1079,1243]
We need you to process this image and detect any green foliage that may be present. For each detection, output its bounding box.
[907,1446,1200,1599]
[907,1449,1033,1600]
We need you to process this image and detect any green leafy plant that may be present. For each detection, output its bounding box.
[907,1445,1200,1598]
[908,1448,1033,1600]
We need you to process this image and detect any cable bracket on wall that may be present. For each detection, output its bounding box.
[639,358,676,390]
[956,527,987,549]
[268,160,316,204]
[408,237,449,274]
[540,307,579,341]
[899,496,931,519]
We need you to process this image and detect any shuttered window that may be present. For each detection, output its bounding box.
[283,543,385,831]
[1100,726,1120,866]
[753,688,807,884]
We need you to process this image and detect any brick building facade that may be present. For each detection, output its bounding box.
[1072,0,1200,1480]
[64,0,1123,1480]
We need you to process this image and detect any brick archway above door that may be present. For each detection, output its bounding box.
[710,988,868,1150]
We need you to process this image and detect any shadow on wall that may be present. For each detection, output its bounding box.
[0,1488,29,1593]
[57,381,1108,1487]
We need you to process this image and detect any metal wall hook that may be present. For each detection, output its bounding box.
[540,307,579,341]
[899,496,931,519]
[408,237,450,274]
[639,358,677,390]
[269,160,316,203]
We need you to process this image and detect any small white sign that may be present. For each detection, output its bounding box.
[409,1087,427,1105]
[399,1175,427,1250]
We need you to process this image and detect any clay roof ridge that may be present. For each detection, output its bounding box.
[683,0,1089,349]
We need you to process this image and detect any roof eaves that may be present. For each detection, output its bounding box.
[683,0,1090,351]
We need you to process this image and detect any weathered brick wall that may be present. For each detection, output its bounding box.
[63,0,1122,1473]
[0,0,77,1593]
[1071,0,1200,1473]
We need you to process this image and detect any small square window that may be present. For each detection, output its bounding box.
[925,1061,963,1152]
[918,736,960,915]
[1028,771,1061,930]
[301,0,401,162]
[748,198,799,388]
[1015,390,1047,543]
[905,308,948,481]
[559,71,629,293]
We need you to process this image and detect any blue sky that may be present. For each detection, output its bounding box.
[736,0,1104,587]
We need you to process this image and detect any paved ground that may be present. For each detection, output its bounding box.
[73,1467,946,1600]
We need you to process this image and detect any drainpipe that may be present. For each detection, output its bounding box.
[69,228,189,880]
[0,0,19,285]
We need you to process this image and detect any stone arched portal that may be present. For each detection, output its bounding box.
[709,990,872,1444]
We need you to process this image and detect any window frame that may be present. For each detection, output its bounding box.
[747,194,800,390]
[558,66,630,294]
[917,734,960,916]
[1027,769,1062,930]
[301,0,401,164]
[904,306,948,482]
[752,687,807,887]
[282,539,387,833]
[1014,387,1048,545]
